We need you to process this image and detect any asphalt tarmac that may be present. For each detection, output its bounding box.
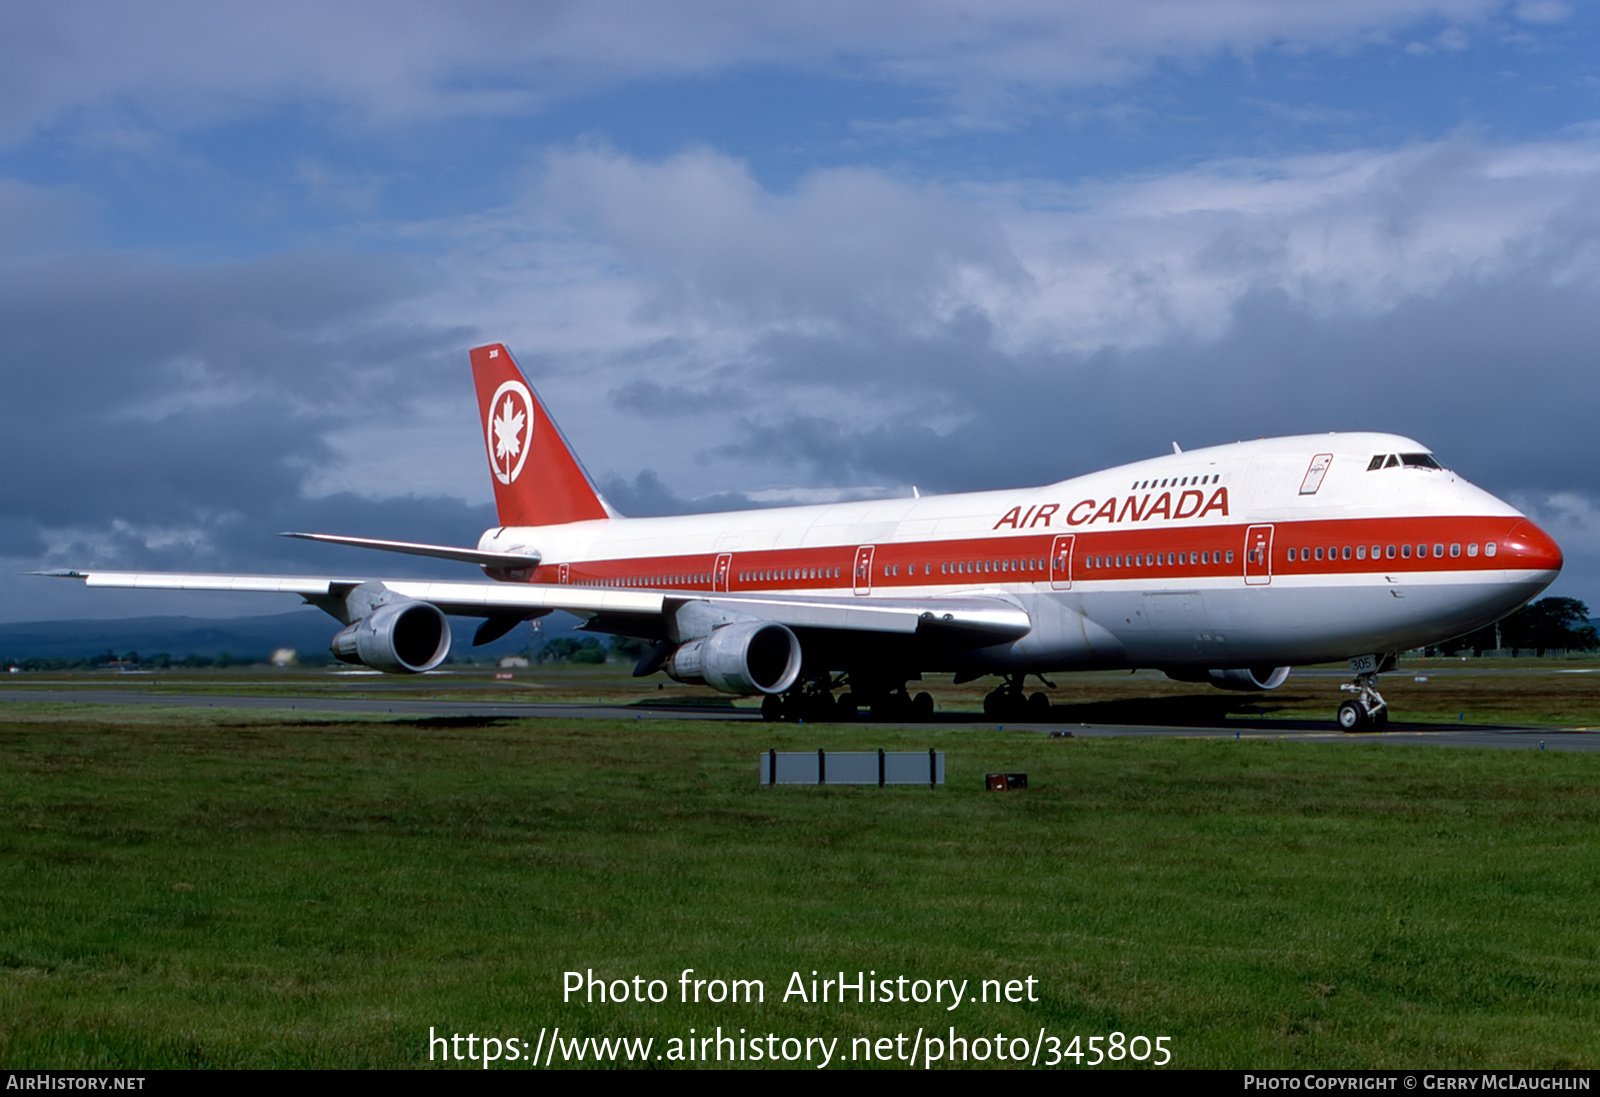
[3,687,1595,751]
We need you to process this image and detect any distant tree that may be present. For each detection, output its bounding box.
[570,639,607,664]
[536,636,608,664]
[1448,597,1598,654]
[608,635,651,661]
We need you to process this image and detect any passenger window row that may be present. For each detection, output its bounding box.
[738,567,841,583]
[937,558,1045,576]
[575,533,1501,588]
[582,572,717,587]
[1285,542,1495,563]
[1081,550,1234,570]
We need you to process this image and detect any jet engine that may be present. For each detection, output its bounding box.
[331,599,451,673]
[1166,666,1291,691]
[664,621,802,695]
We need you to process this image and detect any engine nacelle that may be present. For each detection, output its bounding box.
[331,599,451,673]
[664,621,802,695]
[1166,666,1291,691]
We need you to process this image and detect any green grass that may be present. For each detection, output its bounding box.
[2,705,1599,1069]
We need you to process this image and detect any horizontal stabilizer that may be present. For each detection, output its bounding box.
[280,532,540,569]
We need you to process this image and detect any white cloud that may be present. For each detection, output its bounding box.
[0,1,1515,143]
[299,128,1600,503]
[441,131,1600,368]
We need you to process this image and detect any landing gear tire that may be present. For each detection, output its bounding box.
[1337,700,1368,732]
[912,691,935,721]
[984,676,1050,721]
[762,694,784,723]
[1337,666,1390,733]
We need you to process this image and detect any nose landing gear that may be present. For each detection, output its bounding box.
[1337,672,1388,732]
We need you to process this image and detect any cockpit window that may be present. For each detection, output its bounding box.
[1400,453,1442,469]
[1367,455,1386,471]
[1385,454,1400,468]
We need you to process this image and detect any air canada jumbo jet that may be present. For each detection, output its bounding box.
[45,343,1563,730]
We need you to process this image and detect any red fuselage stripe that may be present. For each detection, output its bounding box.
[508,516,1552,591]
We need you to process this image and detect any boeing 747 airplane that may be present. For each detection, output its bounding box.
[45,343,1563,729]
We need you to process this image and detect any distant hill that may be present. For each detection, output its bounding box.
[0,611,586,663]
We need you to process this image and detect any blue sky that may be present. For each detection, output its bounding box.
[3,1,1599,621]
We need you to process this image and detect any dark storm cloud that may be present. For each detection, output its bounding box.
[609,379,754,417]
[712,274,1600,600]
[0,246,476,575]
[721,276,1600,494]
[597,470,762,518]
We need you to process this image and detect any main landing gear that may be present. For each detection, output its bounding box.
[1337,672,1389,732]
[982,674,1053,721]
[761,674,935,722]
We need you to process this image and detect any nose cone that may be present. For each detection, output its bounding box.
[1504,519,1564,575]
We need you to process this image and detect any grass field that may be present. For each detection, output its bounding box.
[3,698,1599,1069]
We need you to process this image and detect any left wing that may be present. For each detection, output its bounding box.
[39,570,1034,684]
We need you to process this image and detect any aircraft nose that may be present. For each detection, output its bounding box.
[1503,519,1564,574]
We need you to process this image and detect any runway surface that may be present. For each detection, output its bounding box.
[3,687,1596,751]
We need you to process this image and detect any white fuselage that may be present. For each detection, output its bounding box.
[477,432,1561,672]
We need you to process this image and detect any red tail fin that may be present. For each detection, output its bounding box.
[470,343,611,527]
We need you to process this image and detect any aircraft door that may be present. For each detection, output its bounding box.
[1049,534,1075,590]
[1243,524,1274,585]
[558,562,570,585]
[713,553,732,592]
[853,545,876,596]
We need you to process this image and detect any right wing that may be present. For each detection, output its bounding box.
[278,532,541,569]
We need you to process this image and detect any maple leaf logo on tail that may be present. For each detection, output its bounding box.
[494,396,525,465]
[486,380,534,484]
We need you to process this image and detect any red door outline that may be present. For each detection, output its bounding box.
[713,553,732,592]
[853,545,876,596]
[1050,534,1075,590]
[558,562,570,585]
[1244,524,1274,585]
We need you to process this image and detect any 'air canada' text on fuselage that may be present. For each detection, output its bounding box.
[995,488,1230,530]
